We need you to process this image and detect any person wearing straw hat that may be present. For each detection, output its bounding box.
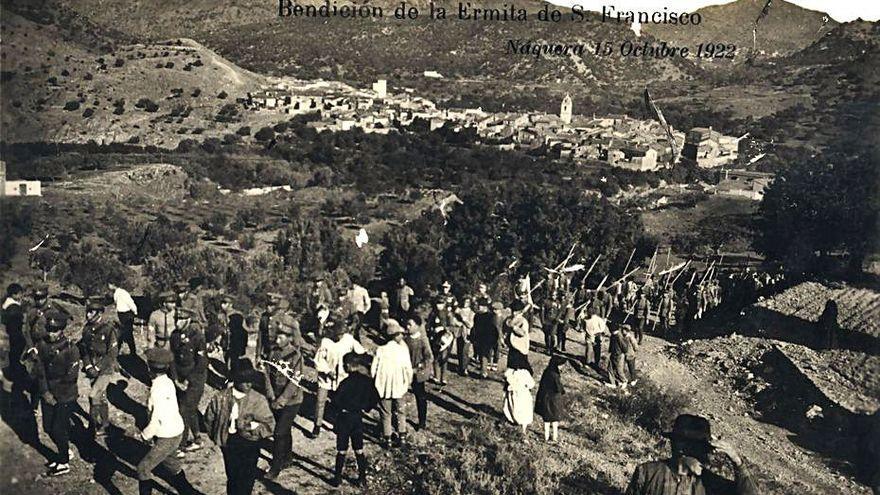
[264,313,305,480]
[204,362,274,495]
[78,296,119,439]
[148,290,177,349]
[371,319,412,448]
[625,414,758,495]
[33,309,80,477]
[138,347,198,495]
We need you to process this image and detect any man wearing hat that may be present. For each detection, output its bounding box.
[148,291,177,349]
[607,323,631,389]
[78,297,119,439]
[23,284,51,408]
[405,314,433,431]
[257,293,301,364]
[33,309,80,476]
[216,294,248,373]
[393,278,415,319]
[264,313,305,480]
[625,414,758,495]
[139,348,197,495]
[3,283,27,397]
[169,306,208,454]
[471,299,499,379]
[204,362,275,495]
[371,320,412,448]
[312,316,365,439]
[331,352,379,488]
[175,281,205,324]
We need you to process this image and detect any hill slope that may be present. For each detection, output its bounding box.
[644,0,837,61]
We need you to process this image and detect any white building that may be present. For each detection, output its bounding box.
[372,79,387,98]
[560,93,572,125]
[0,161,42,197]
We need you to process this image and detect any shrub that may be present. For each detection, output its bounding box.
[191,88,201,97]
[254,126,275,142]
[236,126,251,136]
[63,100,80,111]
[56,240,132,296]
[217,90,228,99]
[82,108,94,118]
[200,210,229,237]
[602,379,691,434]
[114,58,124,67]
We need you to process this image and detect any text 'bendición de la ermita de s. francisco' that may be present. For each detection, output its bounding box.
[277,1,703,25]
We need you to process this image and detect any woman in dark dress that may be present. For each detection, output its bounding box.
[535,355,567,443]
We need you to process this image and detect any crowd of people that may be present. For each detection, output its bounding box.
[0,260,768,494]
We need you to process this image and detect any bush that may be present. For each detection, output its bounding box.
[602,379,691,434]
[254,126,275,142]
[82,108,94,118]
[378,418,564,494]
[236,126,251,136]
[114,58,125,67]
[56,240,132,296]
[217,90,228,99]
[200,210,229,237]
[63,100,80,111]
[0,199,37,267]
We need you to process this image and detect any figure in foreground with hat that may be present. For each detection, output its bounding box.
[264,313,305,480]
[78,297,119,440]
[371,319,412,448]
[32,309,80,476]
[138,347,198,495]
[331,352,380,488]
[204,360,275,495]
[625,414,758,495]
[312,315,365,439]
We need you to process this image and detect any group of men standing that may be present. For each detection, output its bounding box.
[0,263,768,495]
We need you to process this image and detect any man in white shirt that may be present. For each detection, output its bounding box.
[109,283,138,355]
[347,282,371,339]
[582,309,610,368]
[138,348,197,495]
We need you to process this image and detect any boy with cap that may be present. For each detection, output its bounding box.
[139,347,197,495]
[148,291,177,349]
[78,297,119,439]
[371,320,412,448]
[33,309,80,476]
[312,316,365,439]
[169,307,208,454]
[204,362,275,495]
[332,352,379,488]
[625,414,758,495]
[264,313,305,480]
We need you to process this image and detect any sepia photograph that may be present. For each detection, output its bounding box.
[0,0,878,493]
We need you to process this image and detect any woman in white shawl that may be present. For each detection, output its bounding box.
[503,367,536,441]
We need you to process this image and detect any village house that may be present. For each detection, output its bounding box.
[607,143,659,171]
[716,169,774,200]
[0,161,41,197]
[681,126,740,168]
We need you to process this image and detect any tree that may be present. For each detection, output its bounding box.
[755,149,879,274]
[56,240,131,296]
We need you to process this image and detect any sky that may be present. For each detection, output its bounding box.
[549,0,880,22]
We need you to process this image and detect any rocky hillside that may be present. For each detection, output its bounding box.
[644,0,837,61]
[0,11,268,145]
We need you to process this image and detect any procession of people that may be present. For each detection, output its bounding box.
[0,250,769,495]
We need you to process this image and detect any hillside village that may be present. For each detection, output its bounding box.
[245,77,743,173]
